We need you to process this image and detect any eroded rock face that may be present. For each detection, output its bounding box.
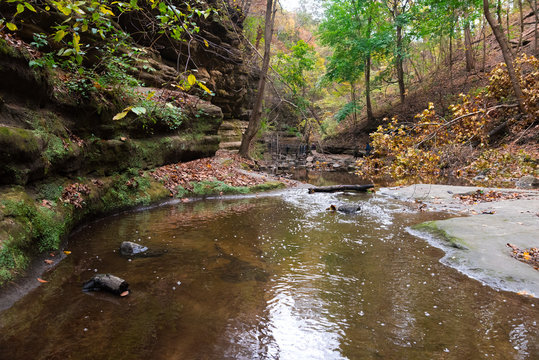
[116,1,256,123]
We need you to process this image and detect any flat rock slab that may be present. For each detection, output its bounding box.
[379,184,539,296]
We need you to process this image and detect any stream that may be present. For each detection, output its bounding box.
[1,175,538,359]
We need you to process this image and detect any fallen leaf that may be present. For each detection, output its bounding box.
[63,250,72,255]
[120,291,129,297]
[516,290,534,298]
[49,252,56,257]
[44,259,54,265]
[37,278,48,283]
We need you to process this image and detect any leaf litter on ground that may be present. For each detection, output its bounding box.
[454,189,523,204]
[150,151,285,196]
[507,243,539,270]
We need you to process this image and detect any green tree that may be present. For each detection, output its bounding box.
[319,0,390,123]
[275,40,316,97]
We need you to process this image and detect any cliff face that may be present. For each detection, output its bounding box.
[0,0,256,285]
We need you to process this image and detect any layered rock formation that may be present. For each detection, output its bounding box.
[0,0,256,284]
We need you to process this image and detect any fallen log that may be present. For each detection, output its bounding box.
[308,184,374,193]
[83,274,130,296]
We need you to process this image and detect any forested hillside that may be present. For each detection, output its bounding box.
[238,0,538,186]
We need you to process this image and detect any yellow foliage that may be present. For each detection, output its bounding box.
[356,56,539,185]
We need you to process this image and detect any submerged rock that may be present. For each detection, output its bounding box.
[82,274,129,296]
[120,241,148,256]
[337,204,361,214]
[119,241,167,258]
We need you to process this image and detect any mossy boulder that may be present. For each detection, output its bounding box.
[0,126,47,184]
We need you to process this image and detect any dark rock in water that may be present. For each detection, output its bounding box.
[120,241,148,256]
[337,204,361,214]
[82,274,129,296]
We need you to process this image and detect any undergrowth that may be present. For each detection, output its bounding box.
[191,180,250,196]
[2,200,66,253]
[357,55,539,187]
[101,173,153,211]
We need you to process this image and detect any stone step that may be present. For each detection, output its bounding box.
[219,141,242,150]
[219,129,243,138]
[219,119,249,131]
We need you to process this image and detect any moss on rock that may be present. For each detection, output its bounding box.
[412,221,469,250]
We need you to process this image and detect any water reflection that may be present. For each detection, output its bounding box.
[0,189,538,359]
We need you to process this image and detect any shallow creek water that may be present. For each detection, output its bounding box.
[1,185,538,359]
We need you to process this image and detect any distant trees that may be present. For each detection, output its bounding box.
[317,0,536,123]
[236,0,537,156]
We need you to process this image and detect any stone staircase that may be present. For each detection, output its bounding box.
[218,119,248,150]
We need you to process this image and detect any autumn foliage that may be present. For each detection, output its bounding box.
[356,56,538,186]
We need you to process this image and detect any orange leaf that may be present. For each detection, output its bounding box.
[63,250,72,255]
[44,259,54,265]
[37,278,48,283]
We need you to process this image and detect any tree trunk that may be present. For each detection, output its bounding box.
[497,0,503,25]
[350,83,358,124]
[464,22,475,72]
[396,23,405,104]
[482,24,487,72]
[239,0,277,158]
[483,0,526,112]
[528,0,538,54]
[517,0,524,53]
[365,55,373,123]
[365,15,373,123]
[449,32,454,87]
[506,1,511,43]
[536,0,539,55]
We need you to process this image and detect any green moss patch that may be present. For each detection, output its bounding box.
[412,221,469,250]
[191,180,250,196]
